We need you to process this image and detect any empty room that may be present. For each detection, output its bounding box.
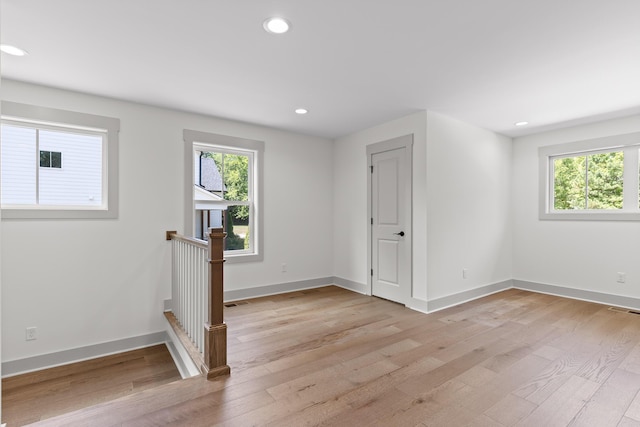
[1,1,640,426]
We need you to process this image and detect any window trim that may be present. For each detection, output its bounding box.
[184,129,264,263]
[539,131,640,221]
[1,101,119,219]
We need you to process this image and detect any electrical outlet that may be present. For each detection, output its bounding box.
[462,268,468,279]
[26,327,37,341]
[281,263,287,273]
[617,272,626,284]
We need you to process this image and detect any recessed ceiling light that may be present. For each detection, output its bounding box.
[515,121,529,126]
[263,17,290,34]
[0,44,28,56]
[295,108,308,115]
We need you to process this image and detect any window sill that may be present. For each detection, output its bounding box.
[192,238,263,263]
[540,211,640,221]
[224,252,264,263]
[1,207,117,220]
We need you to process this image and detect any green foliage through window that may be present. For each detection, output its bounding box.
[201,150,250,251]
[553,151,623,210]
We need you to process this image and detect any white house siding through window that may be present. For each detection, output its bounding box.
[194,153,224,240]
[1,122,103,207]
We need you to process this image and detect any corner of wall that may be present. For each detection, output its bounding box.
[332,277,368,295]
[426,280,514,313]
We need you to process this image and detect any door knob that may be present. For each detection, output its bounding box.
[395,231,405,237]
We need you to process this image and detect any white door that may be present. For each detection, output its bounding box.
[369,136,412,304]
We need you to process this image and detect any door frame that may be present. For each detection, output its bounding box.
[366,134,413,304]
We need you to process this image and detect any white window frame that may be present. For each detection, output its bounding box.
[1,102,119,219]
[539,131,640,221]
[184,129,264,263]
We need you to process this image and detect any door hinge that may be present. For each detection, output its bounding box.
[371,217,373,225]
[371,268,373,276]
[370,165,373,173]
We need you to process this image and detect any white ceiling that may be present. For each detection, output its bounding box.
[2,0,640,139]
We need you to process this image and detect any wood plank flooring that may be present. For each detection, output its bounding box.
[8,286,640,426]
[2,344,181,426]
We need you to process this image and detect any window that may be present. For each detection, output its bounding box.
[2,124,101,207]
[553,150,624,210]
[539,132,640,220]
[1,102,120,219]
[40,150,62,168]
[195,148,252,251]
[184,129,264,263]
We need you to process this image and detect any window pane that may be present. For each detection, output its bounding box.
[193,142,257,256]
[51,151,62,168]
[39,129,103,206]
[194,209,223,240]
[198,153,224,194]
[586,151,623,209]
[223,153,249,202]
[1,125,37,204]
[224,207,250,251]
[212,152,223,180]
[40,150,51,167]
[554,156,586,210]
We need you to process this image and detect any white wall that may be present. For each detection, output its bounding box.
[333,110,511,309]
[425,111,512,301]
[0,80,334,363]
[0,73,3,419]
[11,76,638,369]
[513,114,640,297]
[333,112,428,304]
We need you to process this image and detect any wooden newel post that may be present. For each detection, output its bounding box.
[203,227,231,379]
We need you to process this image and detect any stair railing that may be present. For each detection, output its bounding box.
[165,228,230,379]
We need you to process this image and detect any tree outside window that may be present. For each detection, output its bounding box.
[553,151,624,210]
[200,150,251,251]
[186,128,263,262]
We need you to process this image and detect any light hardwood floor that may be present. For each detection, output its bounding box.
[2,344,181,426]
[9,285,640,426]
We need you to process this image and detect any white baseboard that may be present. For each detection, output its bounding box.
[332,276,368,295]
[420,279,640,314]
[164,277,365,306]
[425,280,514,313]
[513,279,640,311]
[1,332,168,378]
[224,277,335,301]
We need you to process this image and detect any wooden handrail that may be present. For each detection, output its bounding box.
[166,228,230,379]
[166,230,208,250]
